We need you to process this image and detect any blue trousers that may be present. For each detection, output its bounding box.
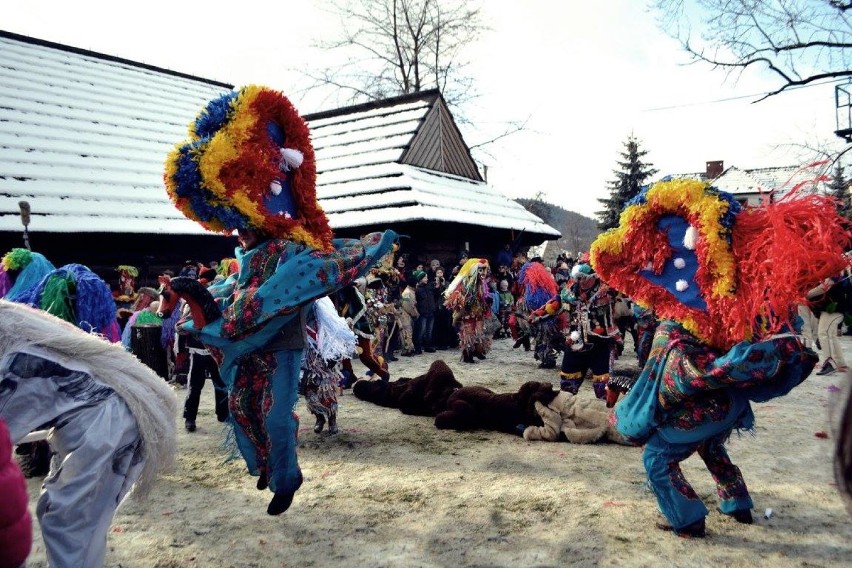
[643,431,753,530]
[230,349,302,494]
[414,314,434,350]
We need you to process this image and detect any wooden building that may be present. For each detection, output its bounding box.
[0,31,559,287]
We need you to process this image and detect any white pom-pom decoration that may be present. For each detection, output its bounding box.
[683,225,698,250]
[673,257,686,269]
[570,331,581,342]
[279,147,304,171]
[269,180,282,195]
[675,279,689,292]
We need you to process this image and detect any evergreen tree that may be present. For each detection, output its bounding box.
[596,135,658,230]
[829,163,850,219]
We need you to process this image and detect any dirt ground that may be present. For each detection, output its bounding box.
[22,333,852,568]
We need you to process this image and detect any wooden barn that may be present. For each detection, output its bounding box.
[304,91,560,268]
[0,30,559,287]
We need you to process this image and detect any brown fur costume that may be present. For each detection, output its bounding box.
[352,360,462,416]
[523,390,629,444]
[434,381,551,434]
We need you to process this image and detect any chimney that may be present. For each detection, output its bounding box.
[705,160,724,179]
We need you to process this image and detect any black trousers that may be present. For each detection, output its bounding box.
[183,351,229,422]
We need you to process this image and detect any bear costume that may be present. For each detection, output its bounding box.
[522,390,629,444]
[434,380,552,434]
[352,360,462,416]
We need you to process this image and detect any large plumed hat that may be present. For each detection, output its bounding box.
[164,85,333,250]
[590,177,850,350]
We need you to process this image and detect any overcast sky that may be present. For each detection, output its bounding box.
[4,0,844,219]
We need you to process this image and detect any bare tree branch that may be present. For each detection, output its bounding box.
[653,0,852,101]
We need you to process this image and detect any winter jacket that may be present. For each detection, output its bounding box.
[523,391,628,444]
[0,418,32,568]
[415,283,437,317]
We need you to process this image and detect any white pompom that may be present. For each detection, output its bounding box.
[280,147,304,171]
[570,331,581,342]
[269,180,282,195]
[675,279,689,292]
[673,257,686,269]
[683,226,698,250]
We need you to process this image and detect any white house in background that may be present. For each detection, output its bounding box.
[712,164,831,206]
[0,30,559,277]
[661,160,832,206]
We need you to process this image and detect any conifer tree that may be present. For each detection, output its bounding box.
[597,136,658,230]
[829,163,850,219]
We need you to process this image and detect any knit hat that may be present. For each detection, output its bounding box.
[413,270,427,282]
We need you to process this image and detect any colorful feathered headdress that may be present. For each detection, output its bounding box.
[590,177,850,350]
[518,261,557,310]
[1,248,55,301]
[444,258,489,298]
[164,85,333,250]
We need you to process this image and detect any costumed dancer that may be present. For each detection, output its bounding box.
[301,296,357,434]
[632,302,658,368]
[0,300,177,567]
[519,261,561,369]
[13,263,121,343]
[554,262,621,399]
[333,281,391,384]
[443,258,492,363]
[0,248,55,300]
[364,273,392,365]
[163,85,397,515]
[113,264,140,326]
[590,177,850,537]
[7,260,122,479]
[216,257,240,279]
[1,247,58,479]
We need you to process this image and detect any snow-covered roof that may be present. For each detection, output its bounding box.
[0,31,233,235]
[659,165,829,200]
[0,31,559,240]
[712,165,829,199]
[319,163,558,235]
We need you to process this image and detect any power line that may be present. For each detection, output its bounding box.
[641,77,843,112]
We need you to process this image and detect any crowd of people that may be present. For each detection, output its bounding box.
[2,84,852,567]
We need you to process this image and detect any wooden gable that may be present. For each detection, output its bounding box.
[401,96,483,181]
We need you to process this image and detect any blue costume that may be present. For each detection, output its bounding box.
[590,178,850,536]
[190,232,396,503]
[612,320,815,530]
[163,85,398,514]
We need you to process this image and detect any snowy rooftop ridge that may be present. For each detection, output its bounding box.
[659,164,831,199]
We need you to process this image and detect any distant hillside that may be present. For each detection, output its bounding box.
[515,198,600,260]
